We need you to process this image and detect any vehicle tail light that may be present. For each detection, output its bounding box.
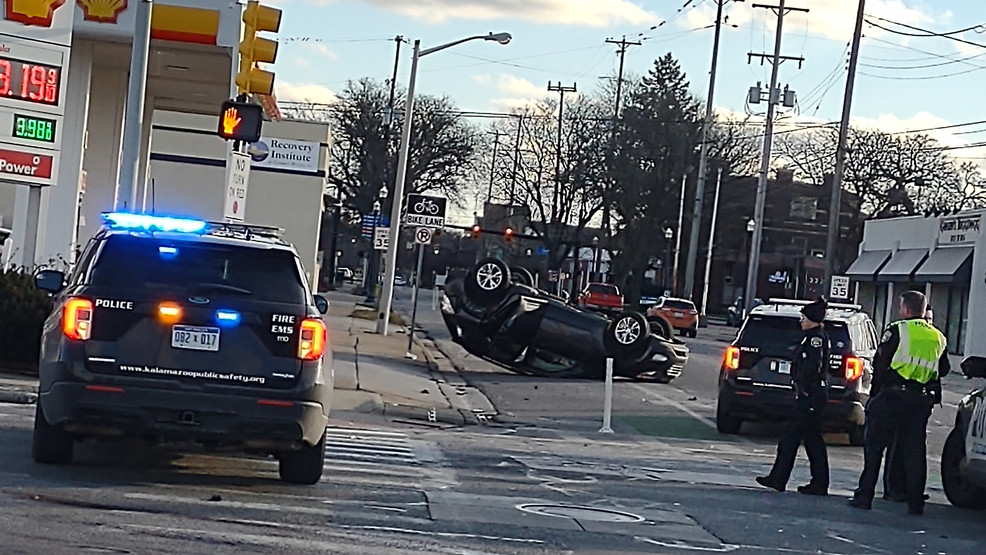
[724,346,740,371]
[63,298,93,340]
[845,356,864,381]
[298,318,327,360]
[158,302,182,323]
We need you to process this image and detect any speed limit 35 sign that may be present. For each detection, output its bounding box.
[830,275,850,299]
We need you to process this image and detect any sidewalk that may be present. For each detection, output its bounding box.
[0,292,497,428]
[323,290,496,427]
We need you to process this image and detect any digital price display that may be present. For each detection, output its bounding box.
[12,114,56,143]
[0,56,61,106]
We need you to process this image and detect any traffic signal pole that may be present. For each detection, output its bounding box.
[116,0,153,212]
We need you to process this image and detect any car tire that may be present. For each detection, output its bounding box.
[647,316,673,339]
[606,311,649,358]
[716,402,743,434]
[510,266,535,288]
[278,429,327,485]
[941,427,986,510]
[465,258,511,306]
[848,424,866,447]
[32,402,74,465]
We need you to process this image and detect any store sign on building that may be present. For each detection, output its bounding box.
[939,214,981,245]
[77,0,127,23]
[5,0,67,27]
[247,137,319,174]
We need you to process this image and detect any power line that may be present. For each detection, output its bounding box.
[864,16,986,50]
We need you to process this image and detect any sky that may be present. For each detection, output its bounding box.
[266,0,986,219]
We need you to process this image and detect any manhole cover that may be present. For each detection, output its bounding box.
[517,503,644,523]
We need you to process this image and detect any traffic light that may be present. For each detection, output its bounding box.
[217,100,264,142]
[236,0,282,96]
[504,227,514,243]
[471,225,481,239]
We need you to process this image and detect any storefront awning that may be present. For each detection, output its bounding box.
[845,250,891,280]
[876,249,929,282]
[914,246,974,283]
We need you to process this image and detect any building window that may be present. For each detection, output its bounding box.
[790,197,818,220]
[946,286,969,355]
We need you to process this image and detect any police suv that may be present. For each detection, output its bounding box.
[941,356,986,510]
[716,298,878,445]
[32,213,333,484]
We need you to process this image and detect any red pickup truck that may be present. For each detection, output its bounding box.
[577,283,624,313]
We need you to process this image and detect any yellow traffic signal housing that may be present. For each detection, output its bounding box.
[236,1,282,96]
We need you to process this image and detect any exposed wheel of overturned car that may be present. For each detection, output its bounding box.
[465,258,511,305]
[606,311,649,358]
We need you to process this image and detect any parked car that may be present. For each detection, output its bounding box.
[941,356,986,510]
[577,282,624,314]
[31,212,333,484]
[441,258,688,382]
[648,297,699,338]
[716,298,877,445]
[726,297,764,327]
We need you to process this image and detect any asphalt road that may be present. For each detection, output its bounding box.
[0,286,982,554]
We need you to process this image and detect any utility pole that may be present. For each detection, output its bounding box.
[700,168,724,317]
[684,0,730,303]
[824,0,865,294]
[486,129,506,207]
[509,111,526,207]
[116,0,153,211]
[744,0,808,315]
[547,82,576,222]
[603,36,640,237]
[672,173,686,295]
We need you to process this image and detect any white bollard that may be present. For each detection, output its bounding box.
[599,357,614,433]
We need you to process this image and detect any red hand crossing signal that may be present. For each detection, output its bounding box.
[471,225,481,239]
[217,100,264,142]
[504,227,514,242]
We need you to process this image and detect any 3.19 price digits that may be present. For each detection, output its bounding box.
[0,58,60,105]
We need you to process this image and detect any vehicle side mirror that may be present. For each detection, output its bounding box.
[35,269,65,293]
[961,357,986,379]
[313,294,329,315]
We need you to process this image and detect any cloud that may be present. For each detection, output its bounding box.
[302,41,338,60]
[488,73,559,112]
[275,81,338,104]
[308,0,659,27]
[293,57,311,68]
[471,74,492,85]
[685,0,945,42]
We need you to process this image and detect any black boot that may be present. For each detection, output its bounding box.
[756,475,785,492]
[797,483,828,496]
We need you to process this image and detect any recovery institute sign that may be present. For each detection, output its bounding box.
[247,137,319,174]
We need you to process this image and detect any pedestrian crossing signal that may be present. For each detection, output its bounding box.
[218,100,264,142]
[504,227,514,242]
[471,225,481,239]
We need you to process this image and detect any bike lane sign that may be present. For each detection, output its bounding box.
[405,194,447,228]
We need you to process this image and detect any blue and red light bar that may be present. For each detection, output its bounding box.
[102,212,207,234]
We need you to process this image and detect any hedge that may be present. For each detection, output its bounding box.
[0,268,52,373]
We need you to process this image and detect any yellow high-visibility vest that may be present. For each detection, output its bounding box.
[890,319,947,385]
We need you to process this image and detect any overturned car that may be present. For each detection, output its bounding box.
[441,258,689,381]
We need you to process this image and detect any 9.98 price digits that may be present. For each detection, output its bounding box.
[0,57,60,106]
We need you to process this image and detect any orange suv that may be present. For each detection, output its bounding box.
[647,297,698,338]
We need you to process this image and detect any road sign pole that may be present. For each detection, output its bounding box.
[117,0,153,212]
[407,241,426,355]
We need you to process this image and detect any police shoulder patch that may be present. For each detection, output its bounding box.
[882,330,892,343]
[811,337,823,348]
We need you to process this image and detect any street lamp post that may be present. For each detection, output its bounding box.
[664,228,673,294]
[376,32,512,335]
[742,218,755,307]
[364,197,382,301]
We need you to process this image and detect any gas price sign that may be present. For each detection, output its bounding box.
[12,114,55,143]
[0,57,61,106]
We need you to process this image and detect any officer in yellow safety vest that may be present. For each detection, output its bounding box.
[849,291,949,515]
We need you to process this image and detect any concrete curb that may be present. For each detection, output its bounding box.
[414,334,499,426]
[0,388,37,405]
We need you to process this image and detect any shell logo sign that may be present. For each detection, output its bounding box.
[4,0,67,27]
[77,0,126,23]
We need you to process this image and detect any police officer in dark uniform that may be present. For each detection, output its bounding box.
[756,296,831,495]
[849,291,949,515]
